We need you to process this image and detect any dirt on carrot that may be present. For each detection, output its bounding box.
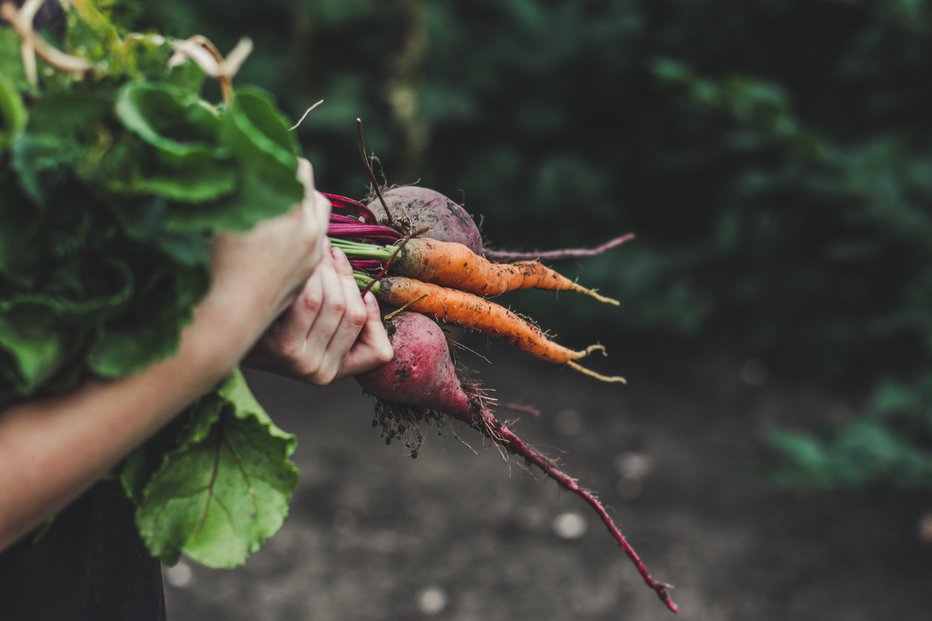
[394,238,619,305]
[363,275,623,383]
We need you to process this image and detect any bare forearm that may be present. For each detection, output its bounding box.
[0,287,267,550]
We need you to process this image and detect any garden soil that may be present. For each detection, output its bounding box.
[164,344,932,621]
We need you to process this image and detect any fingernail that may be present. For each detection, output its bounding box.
[332,246,348,264]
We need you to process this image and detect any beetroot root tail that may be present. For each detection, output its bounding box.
[484,234,636,263]
[474,406,678,613]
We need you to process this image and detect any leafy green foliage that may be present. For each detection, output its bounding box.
[1,4,303,566]
[134,370,298,567]
[768,376,932,490]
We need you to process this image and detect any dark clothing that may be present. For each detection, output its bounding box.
[0,481,166,621]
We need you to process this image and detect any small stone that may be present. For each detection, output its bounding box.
[918,512,932,544]
[417,586,449,615]
[614,452,651,480]
[165,561,194,589]
[552,511,587,540]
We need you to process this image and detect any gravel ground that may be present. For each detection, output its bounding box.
[163,345,932,621]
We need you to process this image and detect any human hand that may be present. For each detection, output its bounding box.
[245,242,394,386]
[207,158,331,331]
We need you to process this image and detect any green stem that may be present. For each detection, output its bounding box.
[353,272,380,291]
[329,238,397,261]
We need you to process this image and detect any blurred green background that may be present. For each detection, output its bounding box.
[128,1,932,493]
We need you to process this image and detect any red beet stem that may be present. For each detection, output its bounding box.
[327,222,402,242]
[470,402,678,613]
[499,403,542,418]
[484,234,636,263]
[323,192,379,224]
[348,258,384,272]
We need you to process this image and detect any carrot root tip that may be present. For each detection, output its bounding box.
[566,361,627,383]
[582,287,620,306]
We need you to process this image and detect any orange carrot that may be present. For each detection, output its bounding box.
[359,274,625,383]
[394,238,619,305]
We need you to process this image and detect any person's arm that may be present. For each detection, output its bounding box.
[0,159,343,550]
[0,284,265,550]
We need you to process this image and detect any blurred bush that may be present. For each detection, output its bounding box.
[128,1,932,491]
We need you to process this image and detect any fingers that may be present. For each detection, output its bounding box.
[297,158,330,230]
[245,226,393,385]
[328,249,369,366]
[272,262,324,358]
[359,292,394,364]
[297,245,366,384]
[335,292,394,379]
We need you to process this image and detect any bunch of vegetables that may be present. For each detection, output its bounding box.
[0,1,675,613]
[321,184,675,611]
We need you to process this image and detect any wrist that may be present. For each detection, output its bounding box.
[191,276,290,374]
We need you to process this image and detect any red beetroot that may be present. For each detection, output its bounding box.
[356,311,471,414]
[366,186,484,254]
[356,311,678,613]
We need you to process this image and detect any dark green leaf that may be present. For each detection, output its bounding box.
[87,264,209,377]
[0,308,66,395]
[11,134,77,205]
[135,370,298,567]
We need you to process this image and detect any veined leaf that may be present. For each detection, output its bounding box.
[116,82,223,164]
[127,156,238,203]
[135,370,298,567]
[114,82,238,202]
[161,87,304,233]
[232,88,299,156]
[159,88,303,233]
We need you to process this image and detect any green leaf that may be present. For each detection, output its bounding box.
[162,87,303,233]
[120,414,191,504]
[0,308,66,396]
[0,74,27,154]
[135,370,298,567]
[120,199,211,267]
[27,91,113,141]
[11,134,77,205]
[0,29,28,91]
[0,179,42,286]
[128,162,237,202]
[114,82,238,202]
[1,257,135,322]
[87,264,209,377]
[232,88,299,156]
[115,82,223,163]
